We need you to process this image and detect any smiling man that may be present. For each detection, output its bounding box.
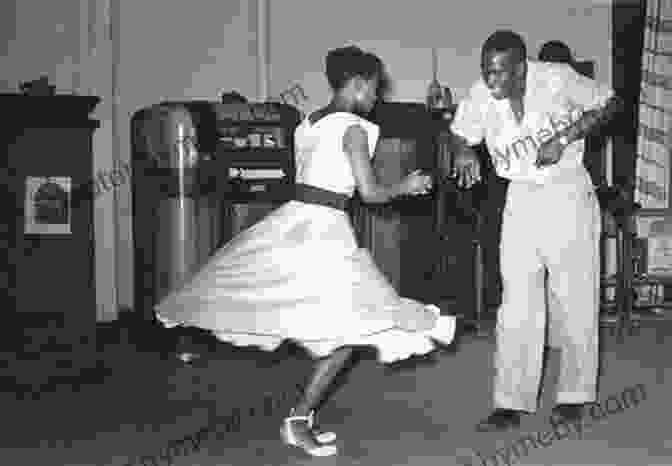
[450,30,623,432]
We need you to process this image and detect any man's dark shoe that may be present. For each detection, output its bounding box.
[552,404,584,422]
[476,409,522,432]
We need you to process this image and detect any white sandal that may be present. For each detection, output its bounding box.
[304,410,337,443]
[428,311,457,346]
[280,411,338,457]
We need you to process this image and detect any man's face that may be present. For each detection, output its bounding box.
[481,50,525,100]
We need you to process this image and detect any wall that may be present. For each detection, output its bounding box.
[268,0,612,114]
[0,2,81,92]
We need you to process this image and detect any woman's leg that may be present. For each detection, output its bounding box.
[294,346,354,416]
[283,346,355,451]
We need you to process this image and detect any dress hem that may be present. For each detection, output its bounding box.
[156,310,455,364]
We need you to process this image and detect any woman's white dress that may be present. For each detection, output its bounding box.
[155,111,455,363]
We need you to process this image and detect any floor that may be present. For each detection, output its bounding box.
[0,317,670,466]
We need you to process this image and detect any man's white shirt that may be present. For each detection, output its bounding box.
[451,60,614,185]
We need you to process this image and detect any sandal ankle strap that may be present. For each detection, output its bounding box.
[285,410,315,426]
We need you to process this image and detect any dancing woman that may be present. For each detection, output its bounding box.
[155,45,457,457]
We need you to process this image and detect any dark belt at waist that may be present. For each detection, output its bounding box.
[293,183,350,211]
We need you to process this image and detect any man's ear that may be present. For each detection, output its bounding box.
[515,61,526,79]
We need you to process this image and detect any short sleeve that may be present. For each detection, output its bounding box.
[450,81,486,146]
[363,121,380,158]
[556,64,614,111]
[341,114,379,159]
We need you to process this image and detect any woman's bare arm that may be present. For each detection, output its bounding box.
[343,124,404,203]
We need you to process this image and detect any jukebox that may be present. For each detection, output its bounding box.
[131,101,301,321]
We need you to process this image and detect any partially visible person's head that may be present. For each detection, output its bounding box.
[538,40,573,64]
[481,30,527,100]
[221,91,247,104]
[326,45,384,113]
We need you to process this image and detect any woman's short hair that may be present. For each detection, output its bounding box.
[325,45,384,91]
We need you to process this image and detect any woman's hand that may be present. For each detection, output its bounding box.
[401,169,433,196]
[393,303,438,332]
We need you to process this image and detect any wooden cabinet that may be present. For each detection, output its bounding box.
[1,94,99,389]
[432,139,507,319]
[349,103,439,300]
[348,102,491,315]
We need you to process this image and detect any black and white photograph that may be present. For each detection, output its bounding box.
[1,1,670,465]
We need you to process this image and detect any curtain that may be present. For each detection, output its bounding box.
[635,0,672,209]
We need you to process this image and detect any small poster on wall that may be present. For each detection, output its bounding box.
[637,216,672,276]
[648,236,672,276]
[24,176,72,235]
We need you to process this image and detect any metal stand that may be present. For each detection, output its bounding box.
[596,185,641,342]
[616,208,638,340]
[472,210,491,338]
[434,179,492,338]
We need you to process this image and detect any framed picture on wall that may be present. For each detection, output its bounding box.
[637,215,672,277]
[635,152,670,210]
[635,132,672,277]
[24,176,72,235]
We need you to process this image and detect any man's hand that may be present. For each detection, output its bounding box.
[535,137,566,168]
[453,149,481,188]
